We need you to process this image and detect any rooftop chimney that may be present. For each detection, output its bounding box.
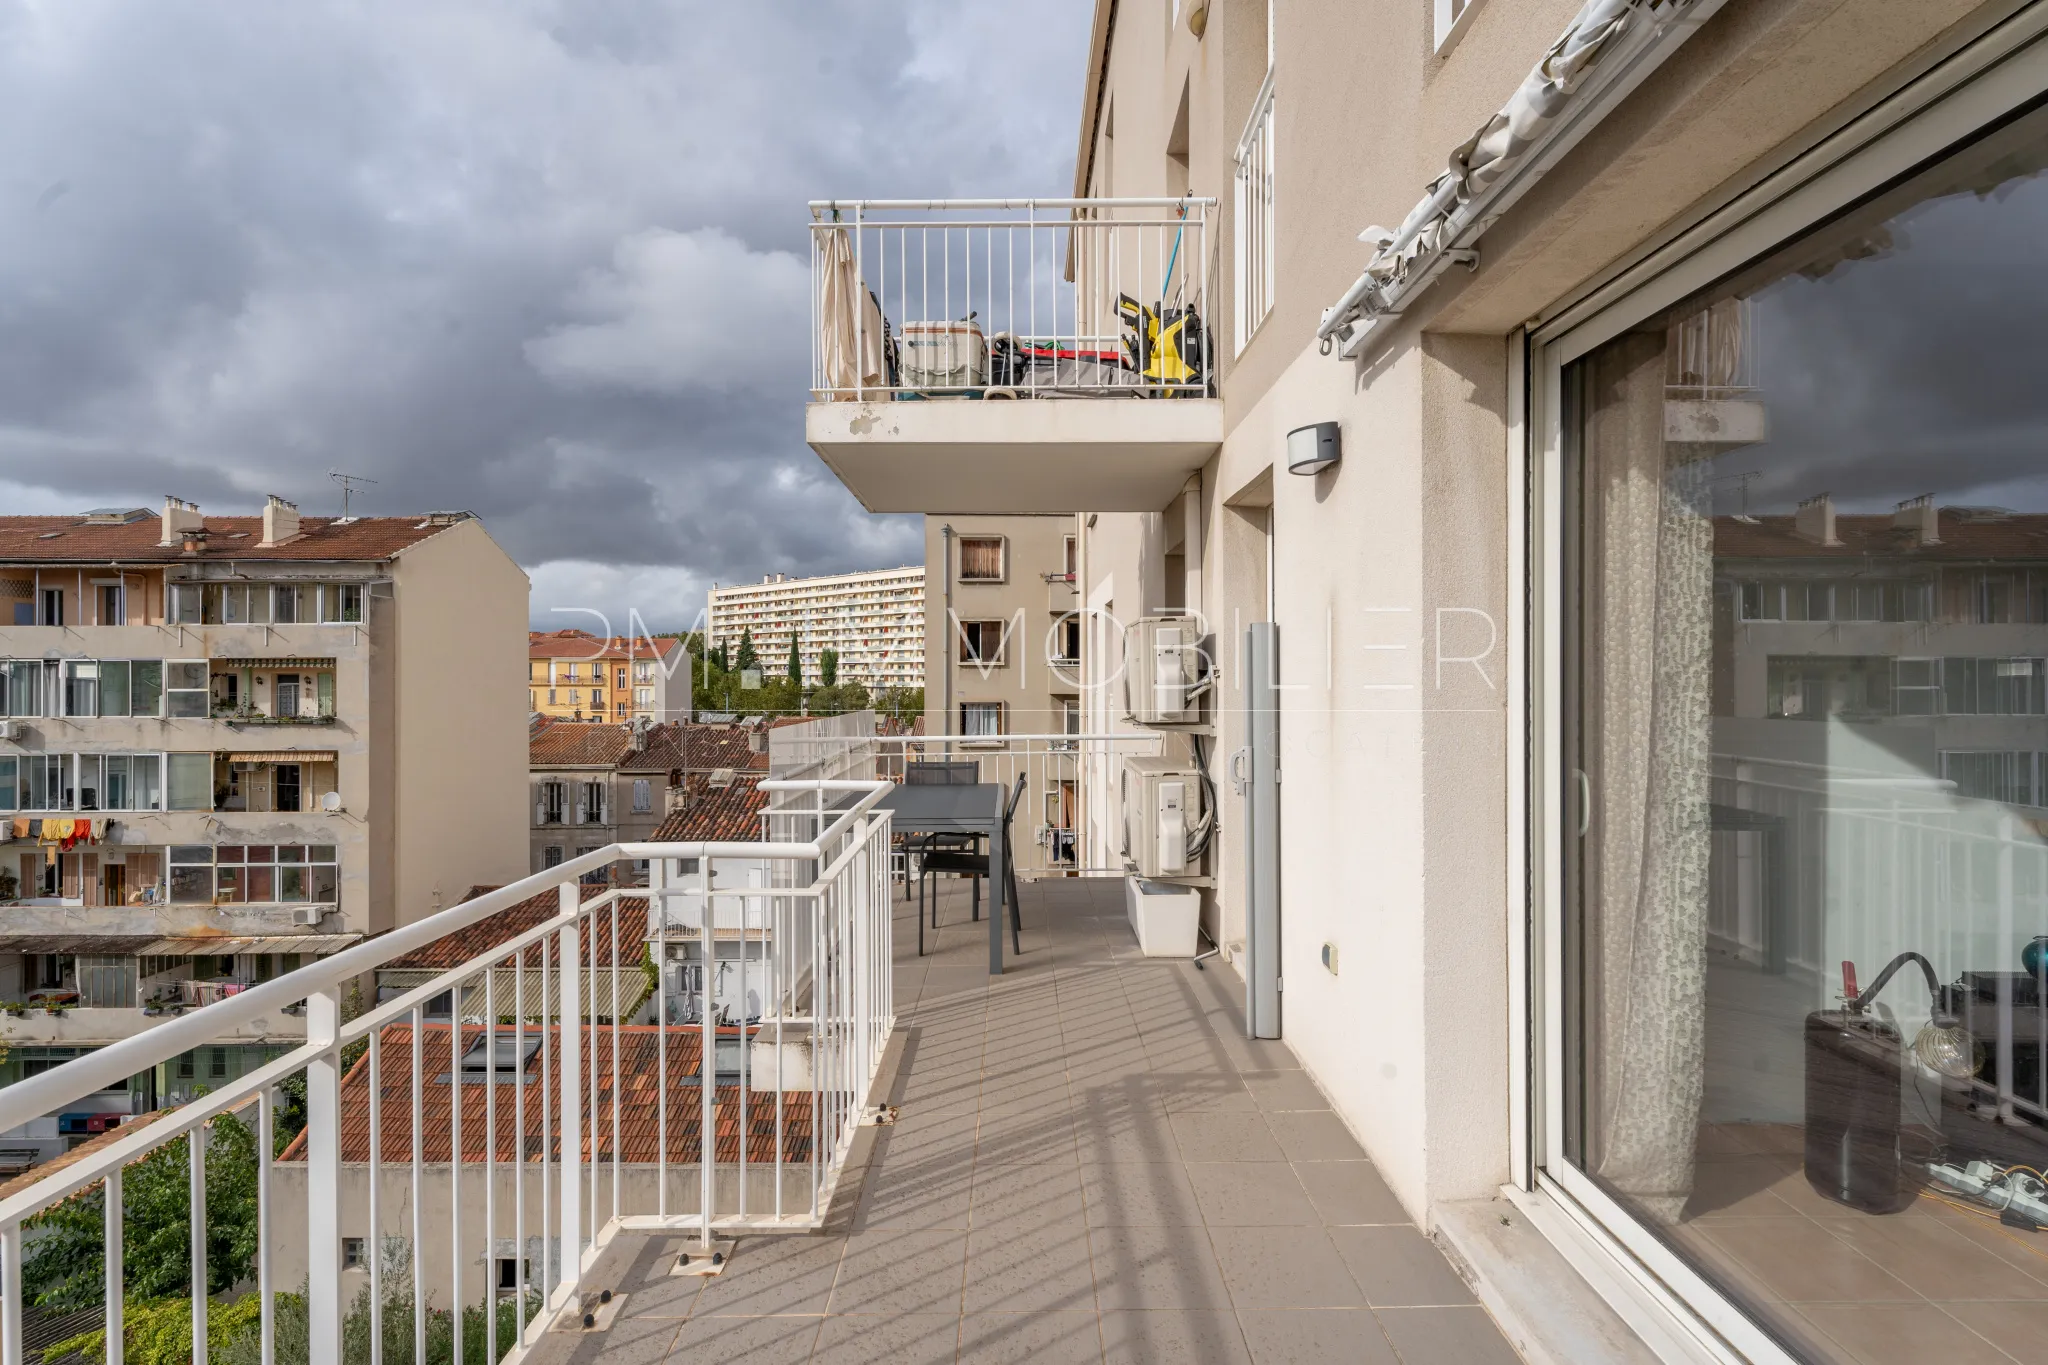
[259,494,303,548]
[1794,493,1841,547]
[159,497,205,548]
[1893,494,1941,546]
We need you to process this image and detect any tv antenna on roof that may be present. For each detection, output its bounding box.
[1709,469,1763,523]
[329,470,378,521]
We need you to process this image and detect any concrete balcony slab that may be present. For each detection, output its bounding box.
[806,399,1223,514]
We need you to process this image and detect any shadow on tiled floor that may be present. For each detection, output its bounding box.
[527,877,1523,1364]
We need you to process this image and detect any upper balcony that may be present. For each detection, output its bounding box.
[807,199,1223,514]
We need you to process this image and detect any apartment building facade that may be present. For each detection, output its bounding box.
[706,567,922,691]
[527,629,686,724]
[923,516,1086,870]
[0,497,528,1121]
[807,0,2048,1358]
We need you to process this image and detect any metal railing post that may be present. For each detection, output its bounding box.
[305,986,344,1365]
[555,882,583,1295]
[1,1223,20,1365]
[191,1118,208,1365]
[104,1170,123,1365]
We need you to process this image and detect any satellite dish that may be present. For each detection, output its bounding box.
[321,791,345,813]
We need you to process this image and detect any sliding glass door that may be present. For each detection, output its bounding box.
[1538,44,2048,1365]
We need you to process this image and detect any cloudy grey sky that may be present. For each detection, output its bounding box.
[1694,113,2048,519]
[0,0,1094,628]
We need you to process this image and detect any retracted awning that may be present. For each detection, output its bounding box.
[211,658,336,670]
[1319,0,1726,358]
[227,750,337,763]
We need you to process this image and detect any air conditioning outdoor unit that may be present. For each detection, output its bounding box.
[1121,616,1208,725]
[289,906,325,928]
[0,720,19,742]
[1121,755,1209,879]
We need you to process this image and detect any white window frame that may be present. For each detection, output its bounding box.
[164,659,209,719]
[92,578,125,626]
[959,701,1005,738]
[1232,65,1276,353]
[1433,0,1484,55]
[1522,21,2048,1361]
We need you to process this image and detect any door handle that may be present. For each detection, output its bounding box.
[1229,747,1252,795]
[1574,768,1590,837]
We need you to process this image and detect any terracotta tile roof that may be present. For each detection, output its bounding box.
[1715,512,2048,562]
[0,513,466,564]
[383,885,648,970]
[651,776,769,843]
[277,1023,812,1165]
[529,720,634,768]
[618,723,761,775]
[528,630,684,661]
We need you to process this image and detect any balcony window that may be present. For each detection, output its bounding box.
[167,753,212,811]
[958,537,1006,583]
[165,661,208,719]
[318,584,364,624]
[179,844,338,905]
[0,660,43,718]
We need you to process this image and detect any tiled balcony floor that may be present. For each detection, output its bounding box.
[538,876,1523,1364]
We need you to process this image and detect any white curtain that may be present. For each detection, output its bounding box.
[817,226,886,398]
[1583,328,1715,1221]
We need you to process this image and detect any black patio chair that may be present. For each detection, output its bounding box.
[900,760,982,899]
[917,774,1027,957]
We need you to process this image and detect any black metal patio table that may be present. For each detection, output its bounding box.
[881,781,1008,974]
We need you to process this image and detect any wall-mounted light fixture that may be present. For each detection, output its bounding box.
[1286,422,1341,476]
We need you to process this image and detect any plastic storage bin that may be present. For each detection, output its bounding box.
[1126,876,1199,958]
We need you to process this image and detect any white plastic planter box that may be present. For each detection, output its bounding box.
[1126,876,1199,958]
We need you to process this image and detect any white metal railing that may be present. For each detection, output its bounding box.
[1233,70,1276,353]
[809,198,1216,400]
[758,731,1166,879]
[0,780,893,1365]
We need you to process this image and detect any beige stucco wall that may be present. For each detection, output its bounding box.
[1065,0,2017,1229]
[389,521,530,927]
[922,515,1081,737]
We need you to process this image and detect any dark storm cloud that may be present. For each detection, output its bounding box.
[1706,158,2048,517]
[0,0,1093,625]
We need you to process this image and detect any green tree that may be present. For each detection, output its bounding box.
[879,687,925,726]
[24,1108,261,1313]
[785,637,802,685]
[733,629,758,673]
[51,1251,539,1365]
[819,648,839,687]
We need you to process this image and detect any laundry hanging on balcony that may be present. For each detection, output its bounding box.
[817,224,888,398]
